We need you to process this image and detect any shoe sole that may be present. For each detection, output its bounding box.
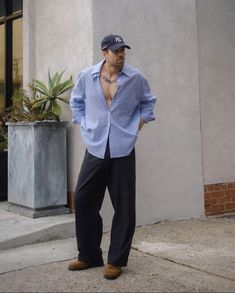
[104,272,122,280]
[68,264,104,271]
[68,266,90,271]
[104,275,120,280]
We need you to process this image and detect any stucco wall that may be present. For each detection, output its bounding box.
[197,0,235,184]
[23,0,93,190]
[23,0,207,226]
[92,0,204,226]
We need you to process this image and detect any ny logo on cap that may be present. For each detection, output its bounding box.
[115,36,122,43]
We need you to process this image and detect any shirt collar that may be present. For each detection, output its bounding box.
[90,60,104,78]
[91,60,131,79]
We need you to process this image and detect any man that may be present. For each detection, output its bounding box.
[69,34,156,280]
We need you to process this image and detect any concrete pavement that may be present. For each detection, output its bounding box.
[0,201,75,250]
[0,201,235,292]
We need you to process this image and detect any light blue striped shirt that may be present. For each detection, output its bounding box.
[70,60,156,158]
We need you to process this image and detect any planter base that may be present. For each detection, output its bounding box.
[7,203,70,218]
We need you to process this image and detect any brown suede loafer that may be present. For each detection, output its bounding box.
[68,260,90,271]
[104,264,123,280]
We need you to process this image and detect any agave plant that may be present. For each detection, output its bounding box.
[29,70,74,120]
[6,89,55,122]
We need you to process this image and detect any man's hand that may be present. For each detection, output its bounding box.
[138,119,145,131]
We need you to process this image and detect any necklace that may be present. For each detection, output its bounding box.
[102,75,118,84]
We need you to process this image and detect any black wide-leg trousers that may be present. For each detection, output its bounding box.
[75,143,136,267]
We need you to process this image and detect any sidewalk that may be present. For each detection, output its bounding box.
[0,201,235,292]
[0,202,75,250]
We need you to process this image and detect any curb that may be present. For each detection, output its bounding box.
[0,220,76,250]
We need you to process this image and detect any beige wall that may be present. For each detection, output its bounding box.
[23,0,235,225]
[92,0,204,226]
[197,0,235,184]
[23,0,93,192]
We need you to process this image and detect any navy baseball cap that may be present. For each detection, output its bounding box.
[101,34,131,51]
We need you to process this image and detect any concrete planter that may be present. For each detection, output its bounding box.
[6,121,69,218]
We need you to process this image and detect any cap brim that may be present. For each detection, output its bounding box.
[108,43,131,51]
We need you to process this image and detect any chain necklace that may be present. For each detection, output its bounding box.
[102,75,118,84]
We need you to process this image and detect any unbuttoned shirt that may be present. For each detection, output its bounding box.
[70,60,156,158]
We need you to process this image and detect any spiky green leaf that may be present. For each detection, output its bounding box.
[57,83,74,95]
[30,86,49,96]
[52,83,65,96]
[55,69,66,86]
[57,97,69,104]
[56,77,74,95]
[48,70,53,92]
[32,99,47,109]
[32,79,49,93]
[52,101,62,116]
[51,72,59,88]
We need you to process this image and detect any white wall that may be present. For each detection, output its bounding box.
[197,0,235,184]
[92,0,204,226]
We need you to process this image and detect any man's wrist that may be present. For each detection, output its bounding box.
[139,119,145,131]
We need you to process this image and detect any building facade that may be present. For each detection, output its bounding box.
[1,0,235,227]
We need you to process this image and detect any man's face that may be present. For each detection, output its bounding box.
[103,47,126,67]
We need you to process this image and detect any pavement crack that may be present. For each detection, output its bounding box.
[0,257,73,276]
[131,246,235,282]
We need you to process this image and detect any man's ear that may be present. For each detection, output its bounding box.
[102,49,108,58]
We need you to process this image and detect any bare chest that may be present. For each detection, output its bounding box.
[100,76,118,108]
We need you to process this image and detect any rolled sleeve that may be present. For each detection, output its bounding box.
[70,72,86,124]
[139,77,156,123]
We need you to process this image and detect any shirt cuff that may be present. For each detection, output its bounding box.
[140,113,156,123]
[72,115,83,124]
[72,118,80,124]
